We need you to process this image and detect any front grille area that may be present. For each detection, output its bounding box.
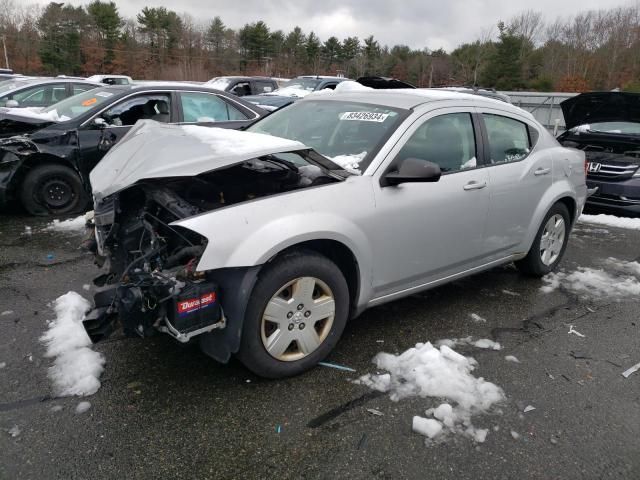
[588,162,639,179]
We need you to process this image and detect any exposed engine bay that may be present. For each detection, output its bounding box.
[84,153,342,345]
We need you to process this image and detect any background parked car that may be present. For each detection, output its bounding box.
[0,84,266,215]
[557,91,640,216]
[0,77,100,108]
[205,76,279,96]
[86,74,133,85]
[242,75,350,110]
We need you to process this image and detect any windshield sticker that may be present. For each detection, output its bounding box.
[340,111,389,122]
[82,98,98,107]
[95,91,113,98]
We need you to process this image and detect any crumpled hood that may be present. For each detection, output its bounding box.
[90,120,307,201]
[561,92,640,130]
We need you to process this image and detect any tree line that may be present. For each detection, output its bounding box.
[0,0,639,91]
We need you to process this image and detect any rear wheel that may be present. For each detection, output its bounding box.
[20,164,89,216]
[515,202,570,277]
[237,251,349,378]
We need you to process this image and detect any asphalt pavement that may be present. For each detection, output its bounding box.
[0,213,639,480]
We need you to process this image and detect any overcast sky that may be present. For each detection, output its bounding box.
[32,0,629,51]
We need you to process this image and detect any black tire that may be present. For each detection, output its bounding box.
[20,164,89,216]
[515,202,571,277]
[237,250,349,378]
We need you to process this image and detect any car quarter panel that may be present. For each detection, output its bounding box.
[172,177,376,306]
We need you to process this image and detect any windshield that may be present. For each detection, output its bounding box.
[586,122,640,135]
[206,78,232,91]
[248,99,407,173]
[42,88,119,121]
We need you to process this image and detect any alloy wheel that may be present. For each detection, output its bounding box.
[540,214,566,266]
[260,276,335,361]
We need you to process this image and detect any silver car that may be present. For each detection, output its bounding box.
[86,89,587,378]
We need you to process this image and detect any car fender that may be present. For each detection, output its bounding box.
[173,178,375,306]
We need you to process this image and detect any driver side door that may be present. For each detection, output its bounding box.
[77,91,174,177]
[369,108,491,300]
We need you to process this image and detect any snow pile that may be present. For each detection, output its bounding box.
[579,214,640,231]
[334,81,373,93]
[40,292,105,397]
[44,215,87,233]
[541,258,640,297]
[265,85,312,98]
[436,337,502,351]
[328,151,366,174]
[357,342,505,443]
[469,313,486,323]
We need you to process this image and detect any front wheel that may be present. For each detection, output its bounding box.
[237,251,349,378]
[515,202,571,277]
[20,164,89,216]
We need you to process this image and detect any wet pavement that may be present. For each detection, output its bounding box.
[0,213,639,479]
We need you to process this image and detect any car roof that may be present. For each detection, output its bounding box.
[298,75,347,80]
[212,76,275,81]
[300,89,533,117]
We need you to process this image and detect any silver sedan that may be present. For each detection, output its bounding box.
[89,88,588,378]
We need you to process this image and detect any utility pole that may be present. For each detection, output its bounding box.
[2,36,9,70]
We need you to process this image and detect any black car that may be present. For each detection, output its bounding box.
[0,84,266,215]
[205,76,279,96]
[558,92,640,215]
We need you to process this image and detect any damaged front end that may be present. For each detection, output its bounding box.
[84,122,345,358]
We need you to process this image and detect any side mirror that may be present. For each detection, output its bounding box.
[93,117,107,129]
[5,99,19,108]
[383,158,441,186]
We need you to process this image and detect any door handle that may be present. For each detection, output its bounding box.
[534,167,551,176]
[463,180,487,191]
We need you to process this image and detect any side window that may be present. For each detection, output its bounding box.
[73,83,95,94]
[13,85,47,106]
[254,81,274,93]
[52,85,67,103]
[396,113,477,173]
[321,83,338,90]
[180,92,248,122]
[230,82,251,96]
[483,114,531,164]
[101,94,171,126]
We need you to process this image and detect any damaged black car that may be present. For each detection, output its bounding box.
[0,84,265,215]
[558,91,640,215]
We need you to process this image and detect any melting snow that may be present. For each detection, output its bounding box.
[470,313,486,323]
[75,401,91,414]
[356,342,505,443]
[579,214,640,231]
[1,310,13,316]
[8,425,21,437]
[40,292,105,397]
[44,215,87,233]
[436,337,502,351]
[505,355,520,363]
[541,258,640,297]
[328,151,366,175]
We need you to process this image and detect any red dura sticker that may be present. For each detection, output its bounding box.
[177,292,216,316]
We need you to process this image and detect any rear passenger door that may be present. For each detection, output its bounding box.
[479,110,551,257]
[177,91,255,129]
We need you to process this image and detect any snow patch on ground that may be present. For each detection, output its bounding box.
[541,258,640,297]
[75,401,91,414]
[505,355,520,363]
[579,214,640,231]
[436,337,502,351]
[356,342,505,444]
[40,292,105,397]
[1,310,13,316]
[469,313,486,323]
[44,215,87,233]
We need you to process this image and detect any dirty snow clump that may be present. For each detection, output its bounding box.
[469,313,486,323]
[40,292,105,396]
[328,151,366,175]
[541,258,640,298]
[356,342,505,443]
[504,355,520,363]
[75,401,91,414]
[45,215,87,233]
